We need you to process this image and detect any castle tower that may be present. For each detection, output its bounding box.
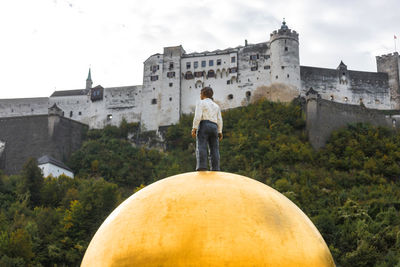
[86,68,93,89]
[141,46,185,132]
[376,52,400,109]
[269,19,301,93]
[158,46,185,127]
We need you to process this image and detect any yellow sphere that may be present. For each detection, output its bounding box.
[81,172,335,267]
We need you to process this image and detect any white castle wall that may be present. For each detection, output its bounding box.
[0,98,49,117]
[49,94,90,122]
[180,52,239,113]
[141,54,165,131]
[158,46,185,127]
[0,21,397,132]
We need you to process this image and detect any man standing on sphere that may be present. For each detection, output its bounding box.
[192,87,223,171]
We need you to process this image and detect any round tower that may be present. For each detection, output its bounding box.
[269,20,301,93]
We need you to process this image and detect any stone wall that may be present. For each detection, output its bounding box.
[0,115,88,174]
[301,66,391,109]
[0,97,49,117]
[376,53,400,108]
[306,97,400,149]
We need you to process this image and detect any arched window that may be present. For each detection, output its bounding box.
[185,71,194,79]
[207,70,215,78]
[227,94,234,100]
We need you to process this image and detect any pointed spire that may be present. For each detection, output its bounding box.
[86,68,92,82]
[86,68,93,89]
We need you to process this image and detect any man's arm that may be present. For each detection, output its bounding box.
[217,108,223,141]
[192,101,202,138]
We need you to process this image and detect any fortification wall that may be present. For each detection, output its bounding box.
[0,97,49,117]
[301,66,391,109]
[49,95,90,121]
[306,98,400,149]
[0,115,87,174]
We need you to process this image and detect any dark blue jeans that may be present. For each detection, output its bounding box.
[196,120,220,171]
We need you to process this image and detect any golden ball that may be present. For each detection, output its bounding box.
[81,172,335,266]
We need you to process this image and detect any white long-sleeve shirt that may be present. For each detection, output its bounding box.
[192,98,223,133]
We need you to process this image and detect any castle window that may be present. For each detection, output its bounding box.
[229,67,237,73]
[151,75,159,81]
[285,47,288,51]
[169,83,173,87]
[344,97,348,102]
[201,60,206,67]
[79,112,82,115]
[251,66,258,71]
[70,111,73,117]
[185,71,194,79]
[186,62,191,69]
[167,71,175,78]
[281,66,285,69]
[169,62,174,70]
[151,99,157,105]
[275,75,278,79]
[264,65,270,69]
[169,97,172,101]
[246,91,251,98]
[227,94,234,100]
[231,56,236,63]
[250,55,257,60]
[209,60,214,66]
[217,59,221,65]
[194,61,198,69]
[151,65,158,73]
[107,114,112,120]
[207,70,215,78]
[287,74,290,78]
[194,71,203,78]
[227,80,231,84]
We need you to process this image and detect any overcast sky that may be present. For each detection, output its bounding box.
[0,0,399,99]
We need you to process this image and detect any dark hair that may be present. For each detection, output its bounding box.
[201,87,214,99]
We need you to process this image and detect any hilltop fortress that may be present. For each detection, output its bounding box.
[1,20,400,132]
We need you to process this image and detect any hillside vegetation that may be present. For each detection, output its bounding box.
[1,99,400,266]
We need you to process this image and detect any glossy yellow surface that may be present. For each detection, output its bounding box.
[81,172,335,267]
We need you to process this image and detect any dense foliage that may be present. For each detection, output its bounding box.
[1,100,400,266]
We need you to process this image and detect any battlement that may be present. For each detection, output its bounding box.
[269,20,299,44]
[376,52,399,60]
